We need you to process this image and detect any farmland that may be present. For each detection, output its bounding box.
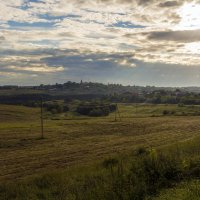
[1,103,200,199]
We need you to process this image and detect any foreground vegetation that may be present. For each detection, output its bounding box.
[1,103,200,199]
[1,136,200,200]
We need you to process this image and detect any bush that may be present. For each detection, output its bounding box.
[163,110,170,115]
[163,110,175,115]
[89,109,104,117]
[178,103,184,107]
[170,110,176,115]
[102,158,119,169]
[130,150,183,195]
[43,103,69,114]
[135,147,149,156]
[102,107,110,116]
[109,104,117,112]
[63,105,69,112]
[76,103,113,117]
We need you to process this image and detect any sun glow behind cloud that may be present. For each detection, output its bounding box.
[185,42,200,54]
[176,2,200,58]
[178,2,200,30]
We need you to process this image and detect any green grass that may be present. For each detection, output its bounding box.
[1,136,200,200]
[119,103,200,117]
[1,103,200,199]
[153,180,200,200]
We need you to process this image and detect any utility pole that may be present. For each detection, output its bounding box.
[40,97,44,139]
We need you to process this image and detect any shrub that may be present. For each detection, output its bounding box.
[135,147,149,156]
[170,110,176,115]
[102,158,119,169]
[109,104,117,112]
[178,103,184,107]
[163,110,170,115]
[63,105,69,112]
[43,103,69,114]
[102,107,110,116]
[77,103,112,117]
[76,105,93,115]
[130,150,183,196]
[89,109,104,117]
[187,160,200,178]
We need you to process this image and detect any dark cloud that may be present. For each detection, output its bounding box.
[41,50,136,70]
[0,36,5,43]
[136,0,154,5]
[68,0,187,6]
[159,1,182,7]
[0,48,136,75]
[146,29,200,42]
[58,32,77,38]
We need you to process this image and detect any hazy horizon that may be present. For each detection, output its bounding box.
[2,80,200,88]
[1,0,200,86]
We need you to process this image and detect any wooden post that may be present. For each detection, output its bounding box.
[115,104,117,122]
[40,98,44,139]
[135,103,137,116]
[114,104,121,122]
[117,104,122,121]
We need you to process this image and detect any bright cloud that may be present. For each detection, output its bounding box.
[178,2,200,30]
[7,65,64,72]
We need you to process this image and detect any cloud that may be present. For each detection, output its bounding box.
[0,71,22,77]
[7,64,64,73]
[159,1,182,7]
[0,0,200,86]
[0,36,5,40]
[147,29,200,42]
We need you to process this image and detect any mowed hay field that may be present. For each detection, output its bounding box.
[1,104,200,183]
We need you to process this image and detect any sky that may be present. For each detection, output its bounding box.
[0,0,200,86]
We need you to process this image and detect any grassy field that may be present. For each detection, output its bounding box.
[152,180,200,200]
[1,103,200,199]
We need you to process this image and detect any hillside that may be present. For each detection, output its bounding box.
[1,82,200,106]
